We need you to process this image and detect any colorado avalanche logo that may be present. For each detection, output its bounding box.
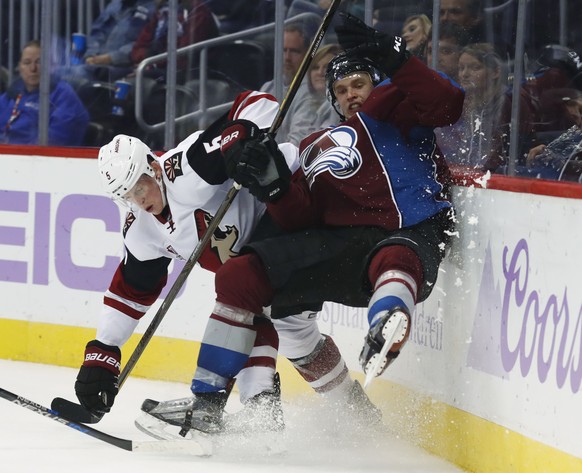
[301,126,362,187]
[122,212,135,238]
[163,152,184,183]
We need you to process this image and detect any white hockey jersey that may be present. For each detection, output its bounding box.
[97,91,299,347]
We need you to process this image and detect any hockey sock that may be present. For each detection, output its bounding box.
[236,317,279,403]
[192,254,275,394]
[191,302,257,393]
[289,334,350,395]
[367,246,421,327]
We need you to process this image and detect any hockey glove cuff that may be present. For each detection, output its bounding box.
[221,119,263,181]
[75,340,121,416]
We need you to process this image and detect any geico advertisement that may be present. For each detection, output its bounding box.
[0,153,216,339]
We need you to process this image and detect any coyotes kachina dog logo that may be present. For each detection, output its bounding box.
[163,152,184,183]
[194,209,239,270]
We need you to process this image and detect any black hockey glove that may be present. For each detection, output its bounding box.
[335,12,410,76]
[74,340,121,416]
[221,120,291,202]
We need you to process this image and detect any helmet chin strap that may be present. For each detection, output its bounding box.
[157,175,168,208]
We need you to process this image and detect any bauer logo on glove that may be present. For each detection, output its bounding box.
[220,119,260,160]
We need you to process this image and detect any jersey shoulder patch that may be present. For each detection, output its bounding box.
[163,151,184,183]
[122,212,136,238]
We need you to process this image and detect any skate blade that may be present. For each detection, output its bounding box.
[364,312,409,389]
[135,412,214,453]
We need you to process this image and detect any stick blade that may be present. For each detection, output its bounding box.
[51,397,104,424]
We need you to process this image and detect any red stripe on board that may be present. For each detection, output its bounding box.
[0,144,99,158]
[486,175,582,199]
[0,144,164,159]
[449,165,582,199]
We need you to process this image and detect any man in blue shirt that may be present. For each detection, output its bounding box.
[62,0,156,82]
[0,41,89,146]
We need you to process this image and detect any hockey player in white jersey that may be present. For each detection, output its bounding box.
[73,90,380,438]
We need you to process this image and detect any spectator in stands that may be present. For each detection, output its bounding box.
[439,0,485,44]
[260,22,313,146]
[523,44,582,135]
[525,93,582,182]
[0,41,89,146]
[130,0,219,74]
[60,0,156,83]
[303,43,342,131]
[401,14,431,62]
[436,42,534,172]
[426,21,470,82]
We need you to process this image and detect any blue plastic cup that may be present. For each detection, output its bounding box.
[112,80,131,116]
[71,33,86,65]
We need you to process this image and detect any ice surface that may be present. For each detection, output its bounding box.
[0,360,464,473]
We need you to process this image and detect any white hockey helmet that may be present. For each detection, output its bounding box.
[98,134,156,200]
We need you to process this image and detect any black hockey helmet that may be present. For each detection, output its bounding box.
[325,51,386,120]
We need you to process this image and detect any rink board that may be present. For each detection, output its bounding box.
[1,149,582,472]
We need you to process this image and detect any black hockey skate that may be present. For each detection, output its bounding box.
[360,307,411,384]
[136,390,229,440]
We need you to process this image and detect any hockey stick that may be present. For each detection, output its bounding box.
[52,0,342,424]
[0,387,210,454]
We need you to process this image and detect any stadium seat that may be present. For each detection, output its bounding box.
[207,40,272,91]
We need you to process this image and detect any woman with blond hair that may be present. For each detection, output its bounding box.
[300,43,343,132]
[437,42,535,171]
[401,14,431,62]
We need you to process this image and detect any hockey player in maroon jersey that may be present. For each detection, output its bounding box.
[225,12,463,380]
[141,13,464,436]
